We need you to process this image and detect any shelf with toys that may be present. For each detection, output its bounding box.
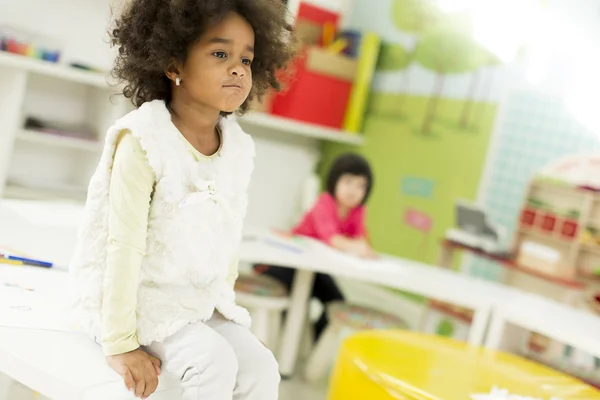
[0,46,126,202]
[252,1,379,137]
[0,51,109,88]
[439,239,586,289]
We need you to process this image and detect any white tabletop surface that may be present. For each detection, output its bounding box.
[0,325,181,400]
[492,291,600,359]
[0,199,82,269]
[240,227,514,311]
[0,200,182,399]
[0,264,182,400]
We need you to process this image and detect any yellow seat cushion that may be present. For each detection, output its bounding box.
[328,330,600,400]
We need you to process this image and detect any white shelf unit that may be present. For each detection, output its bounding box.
[0,52,128,202]
[17,129,103,152]
[3,182,89,202]
[0,51,109,88]
[238,112,364,146]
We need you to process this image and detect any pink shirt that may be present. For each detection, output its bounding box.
[292,193,367,244]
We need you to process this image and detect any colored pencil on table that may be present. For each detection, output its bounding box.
[0,254,52,268]
[0,257,24,266]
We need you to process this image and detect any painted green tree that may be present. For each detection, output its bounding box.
[414,25,480,134]
[472,52,502,128]
[392,0,440,35]
[377,43,410,71]
[377,42,411,116]
[459,46,493,129]
[389,0,440,117]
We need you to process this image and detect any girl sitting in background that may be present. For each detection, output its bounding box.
[258,153,375,339]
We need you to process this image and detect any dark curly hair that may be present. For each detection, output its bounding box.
[111,0,295,114]
[326,153,374,205]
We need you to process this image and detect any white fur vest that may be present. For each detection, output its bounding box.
[69,100,254,345]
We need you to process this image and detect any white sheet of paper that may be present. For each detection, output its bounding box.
[0,286,71,332]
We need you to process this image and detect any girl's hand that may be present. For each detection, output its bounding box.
[107,349,161,399]
[363,246,379,259]
[358,241,379,259]
[351,240,375,258]
[330,235,378,259]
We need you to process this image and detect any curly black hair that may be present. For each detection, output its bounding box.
[111,0,295,114]
[326,153,374,205]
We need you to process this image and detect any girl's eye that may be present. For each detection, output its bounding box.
[242,58,253,66]
[213,51,227,59]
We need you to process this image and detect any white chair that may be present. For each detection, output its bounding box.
[303,301,409,383]
[235,273,290,349]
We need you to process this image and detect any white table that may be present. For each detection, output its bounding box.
[485,291,600,359]
[0,199,82,269]
[239,228,517,377]
[0,254,183,400]
[0,201,183,399]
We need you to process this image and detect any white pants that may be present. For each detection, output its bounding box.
[146,313,280,400]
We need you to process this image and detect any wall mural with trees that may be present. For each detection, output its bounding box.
[320,0,507,266]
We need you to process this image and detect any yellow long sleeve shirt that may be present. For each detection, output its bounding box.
[101,130,239,356]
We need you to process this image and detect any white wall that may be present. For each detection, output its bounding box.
[242,128,322,230]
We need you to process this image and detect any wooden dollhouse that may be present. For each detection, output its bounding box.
[510,155,600,302]
[515,178,600,284]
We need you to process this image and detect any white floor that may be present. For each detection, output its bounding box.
[281,375,328,400]
[1,372,329,400]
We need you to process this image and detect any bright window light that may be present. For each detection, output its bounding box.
[565,49,600,135]
[436,0,542,62]
[471,0,539,63]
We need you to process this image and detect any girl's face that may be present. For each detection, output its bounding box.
[175,12,254,113]
[335,174,368,210]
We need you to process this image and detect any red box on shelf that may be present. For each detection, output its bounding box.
[297,2,340,25]
[271,47,356,129]
[560,219,578,239]
[520,208,537,227]
[540,212,557,232]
